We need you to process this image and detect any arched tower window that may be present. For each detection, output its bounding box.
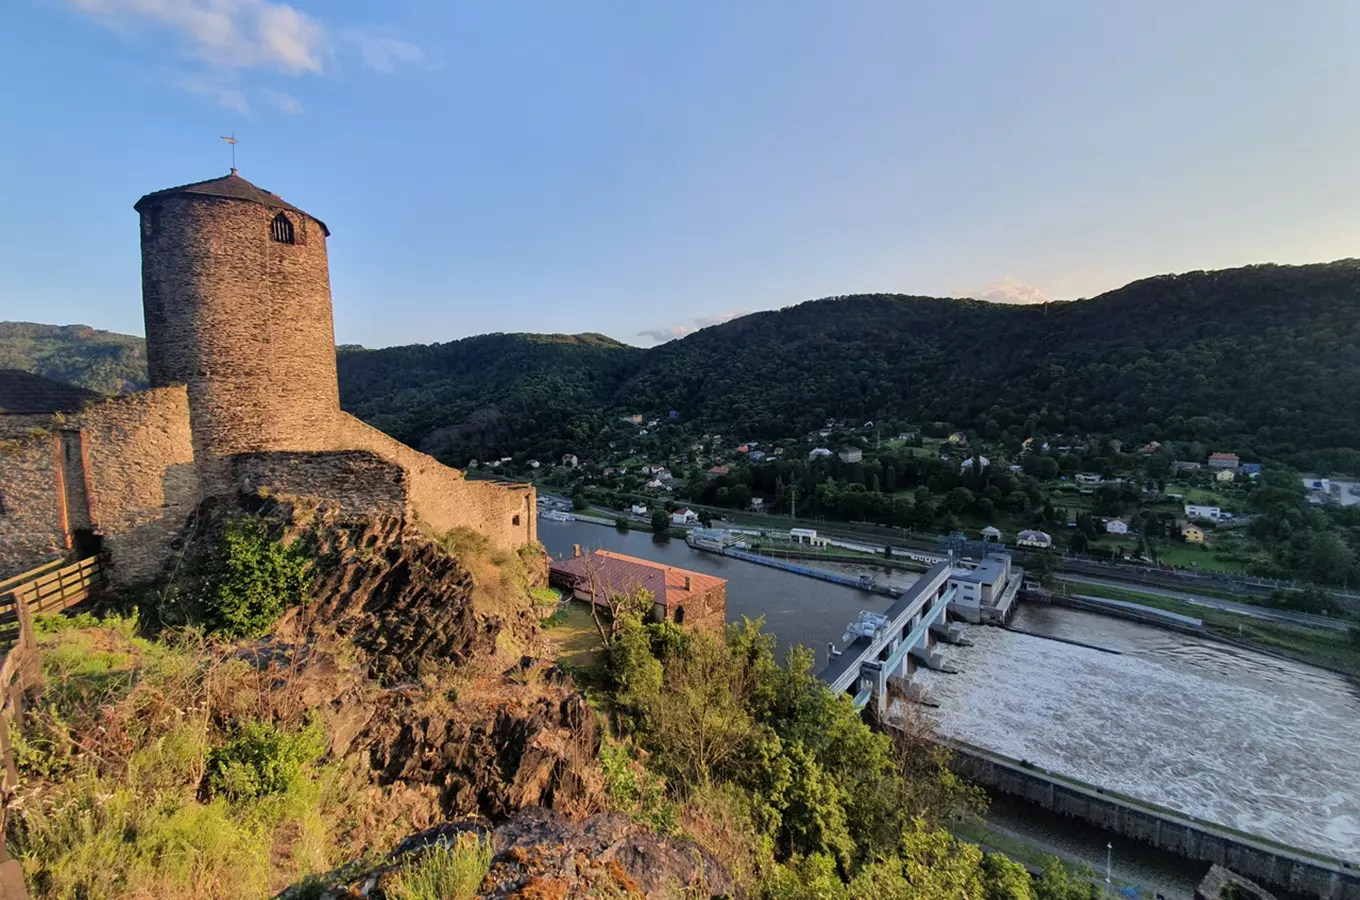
[271,212,295,244]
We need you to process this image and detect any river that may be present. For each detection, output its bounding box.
[538,518,1360,893]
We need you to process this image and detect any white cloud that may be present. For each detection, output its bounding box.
[180,72,250,113]
[260,86,302,114]
[961,277,1050,305]
[340,27,426,73]
[66,0,424,111]
[639,307,753,345]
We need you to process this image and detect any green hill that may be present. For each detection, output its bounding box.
[7,258,1360,468]
[0,322,148,395]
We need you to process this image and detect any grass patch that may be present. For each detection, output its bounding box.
[547,602,605,673]
[383,833,493,900]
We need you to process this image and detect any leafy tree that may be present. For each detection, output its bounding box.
[651,510,671,534]
[199,518,312,638]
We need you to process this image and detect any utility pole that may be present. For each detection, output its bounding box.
[1105,843,1113,898]
[789,484,797,521]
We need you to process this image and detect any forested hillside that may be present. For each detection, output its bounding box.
[344,260,1360,466]
[0,322,147,395]
[7,259,1360,466]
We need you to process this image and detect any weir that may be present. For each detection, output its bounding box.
[817,562,957,714]
[940,739,1360,900]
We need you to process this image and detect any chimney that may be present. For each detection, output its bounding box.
[684,574,692,591]
[573,544,581,558]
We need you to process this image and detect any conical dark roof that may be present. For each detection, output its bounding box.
[134,171,329,235]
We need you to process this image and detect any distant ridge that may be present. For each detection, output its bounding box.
[8,258,1360,465]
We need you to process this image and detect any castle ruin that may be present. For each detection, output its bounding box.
[0,170,535,582]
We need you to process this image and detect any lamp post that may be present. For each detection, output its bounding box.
[1105,842,1113,897]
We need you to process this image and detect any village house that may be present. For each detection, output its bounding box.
[670,508,699,525]
[528,460,541,469]
[981,525,1002,540]
[1105,519,1130,535]
[1185,504,1224,522]
[630,504,648,516]
[1075,473,1103,485]
[838,447,863,463]
[1173,461,1202,472]
[1208,452,1240,470]
[561,453,579,469]
[809,447,833,460]
[707,465,730,477]
[790,528,829,547]
[961,455,990,473]
[749,497,764,511]
[1139,441,1162,454]
[1016,529,1053,549]
[1181,522,1206,543]
[947,431,967,444]
[548,548,727,630]
[1214,468,1236,483]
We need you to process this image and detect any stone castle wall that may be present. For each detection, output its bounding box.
[74,387,199,586]
[232,450,407,520]
[335,414,536,547]
[139,194,340,473]
[0,432,68,578]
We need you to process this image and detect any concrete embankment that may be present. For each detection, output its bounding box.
[943,740,1360,900]
[1043,592,1206,633]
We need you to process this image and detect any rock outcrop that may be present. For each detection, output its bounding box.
[313,806,738,899]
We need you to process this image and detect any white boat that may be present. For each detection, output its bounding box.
[539,510,576,522]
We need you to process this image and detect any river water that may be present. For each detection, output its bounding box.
[539,518,1360,891]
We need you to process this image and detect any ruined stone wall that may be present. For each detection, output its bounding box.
[0,414,57,441]
[74,387,199,586]
[231,450,407,520]
[0,433,68,578]
[139,194,339,480]
[334,414,536,549]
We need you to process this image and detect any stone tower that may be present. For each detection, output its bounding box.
[135,171,340,465]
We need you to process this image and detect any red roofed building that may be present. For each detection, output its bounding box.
[549,549,727,631]
[1208,452,1240,470]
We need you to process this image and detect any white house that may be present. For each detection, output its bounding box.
[630,504,649,516]
[809,447,833,460]
[749,497,765,511]
[839,447,864,463]
[1303,476,1332,493]
[961,455,991,473]
[1075,473,1102,485]
[1184,504,1223,522]
[561,454,579,469]
[790,528,828,548]
[528,460,541,469]
[981,525,1002,540]
[645,479,664,490]
[1105,519,1130,535]
[1016,529,1052,549]
[671,508,700,525]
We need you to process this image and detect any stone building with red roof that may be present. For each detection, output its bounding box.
[549,549,727,631]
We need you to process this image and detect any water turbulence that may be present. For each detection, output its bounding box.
[914,606,1360,860]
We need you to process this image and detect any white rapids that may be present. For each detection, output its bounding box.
[914,605,1360,861]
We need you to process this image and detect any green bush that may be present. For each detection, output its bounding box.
[201,518,313,638]
[206,720,327,801]
[383,832,493,900]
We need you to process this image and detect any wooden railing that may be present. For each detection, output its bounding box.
[0,555,103,899]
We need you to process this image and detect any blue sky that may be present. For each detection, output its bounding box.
[3,1,1360,348]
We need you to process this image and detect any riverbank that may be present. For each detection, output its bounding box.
[1053,578,1360,679]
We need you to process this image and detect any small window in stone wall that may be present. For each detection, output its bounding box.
[271,212,295,245]
[512,514,521,527]
[0,491,6,516]
[675,606,686,625]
